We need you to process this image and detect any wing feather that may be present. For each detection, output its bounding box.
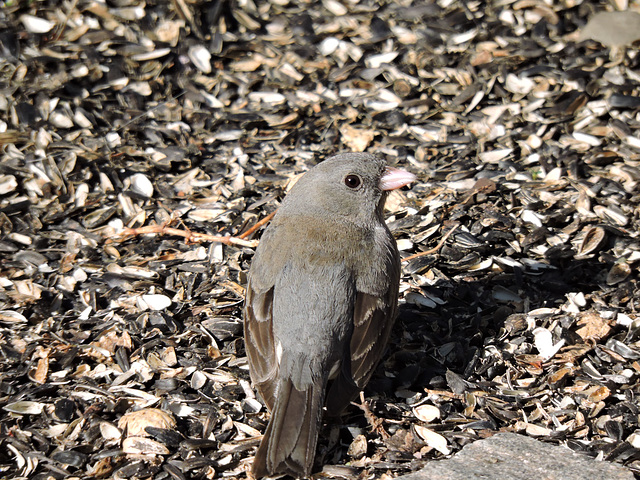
[244,282,279,411]
[325,242,400,415]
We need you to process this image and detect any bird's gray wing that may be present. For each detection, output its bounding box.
[244,280,279,411]
[350,286,398,386]
[243,219,290,412]
[325,243,400,415]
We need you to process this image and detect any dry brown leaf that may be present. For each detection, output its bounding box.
[347,434,368,459]
[586,385,611,403]
[30,358,49,384]
[118,408,176,437]
[547,366,574,385]
[340,124,376,152]
[576,312,612,342]
[554,344,592,363]
[93,328,134,354]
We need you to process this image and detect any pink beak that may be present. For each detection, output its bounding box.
[379,166,417,191]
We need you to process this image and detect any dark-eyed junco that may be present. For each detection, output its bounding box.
[244,152,416,478]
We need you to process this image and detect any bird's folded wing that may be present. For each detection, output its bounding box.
[350,290,398,386]
[244,282,278,411]
[325,287,398,415]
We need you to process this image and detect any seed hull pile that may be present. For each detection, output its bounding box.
[0,1,639,479]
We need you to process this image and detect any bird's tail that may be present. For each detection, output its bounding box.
[252,379,323,478]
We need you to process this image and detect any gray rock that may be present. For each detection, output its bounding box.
[397,433,634,480]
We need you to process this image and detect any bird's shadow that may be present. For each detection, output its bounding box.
[385,253,612,394]
[317,252,619,468]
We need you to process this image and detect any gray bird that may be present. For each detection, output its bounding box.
[244,152,416,478]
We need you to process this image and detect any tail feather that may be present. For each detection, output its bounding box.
[252,379,323,478]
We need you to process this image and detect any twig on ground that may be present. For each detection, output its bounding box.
[239,211,277,239]
[110,224,259,248]
[352,392,390,439]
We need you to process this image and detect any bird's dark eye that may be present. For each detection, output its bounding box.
[344,174,362,189]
